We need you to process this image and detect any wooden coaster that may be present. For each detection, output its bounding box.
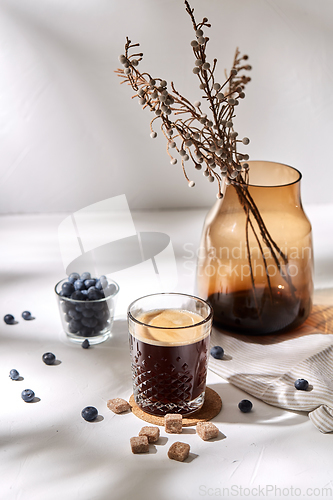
[129,387,222,427]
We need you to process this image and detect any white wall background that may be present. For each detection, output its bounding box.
[0,0,332,213]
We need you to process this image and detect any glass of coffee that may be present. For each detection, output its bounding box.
[128,293,213,416]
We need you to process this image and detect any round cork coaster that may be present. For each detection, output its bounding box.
[129,387,222,427]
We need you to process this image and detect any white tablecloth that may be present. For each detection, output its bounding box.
[1,207,333,500]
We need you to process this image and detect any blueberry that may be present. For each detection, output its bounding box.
[80,272,91,281]
[102,280,110,290]
[21,389,35,402]
[68,272,80,283]
[84,279,96,289]
[4,314,15,325]
[9,369,20,380]
[59,291,65,296]
[84,302,94,310]
[294,378,309,391]
[75,303,86,312]
[103,284,117,297]
[210,346,224,359]
[92,302,104,311]
[61,282,75,297]
[95,278,108,290]
[81,290,89,297]
[71,291,85,301]
[68,320,81,333]
[82,309,94,318]
[82,339,90,349]
[238,399,253,413]
[61,302,72,313]
[94,309,105,319]
[90,317,98,328]
[81,317,98,328]
[68,309,82,321]
[88,287,103,300]
[81,406,98,421]
[42,352,56,365]
[22,311,32,320]
[64,313,71,323]
[74,279,86,291]
[98,319,108,330]
[80,326,95,337]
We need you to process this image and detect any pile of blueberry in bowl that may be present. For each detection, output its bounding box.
[55,272,119,345]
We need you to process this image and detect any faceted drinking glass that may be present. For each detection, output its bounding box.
[128,293,213,416]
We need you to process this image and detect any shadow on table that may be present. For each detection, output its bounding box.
[1,313,312,500]
[214,304,333,345]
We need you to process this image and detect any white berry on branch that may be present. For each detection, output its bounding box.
[115,1,252,196]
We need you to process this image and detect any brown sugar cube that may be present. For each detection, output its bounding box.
[107,398,131,414]
[138,426,160,443]
[130,436,149,454]
[165,413,182,434]
[168,441,190,462]
[196,421,219,441]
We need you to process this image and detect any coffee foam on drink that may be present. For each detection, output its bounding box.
[131,309,210,346]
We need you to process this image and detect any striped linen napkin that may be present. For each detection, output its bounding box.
[209,305,333,433]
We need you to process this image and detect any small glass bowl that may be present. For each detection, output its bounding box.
[55,278,119,345]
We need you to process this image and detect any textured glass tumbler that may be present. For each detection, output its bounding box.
[55,278,119,344]
[128,293,213,416]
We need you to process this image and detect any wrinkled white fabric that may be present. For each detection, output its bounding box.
[209,307,333,433]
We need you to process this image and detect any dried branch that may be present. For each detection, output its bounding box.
[115,1,294,299]
[115,2,251,198]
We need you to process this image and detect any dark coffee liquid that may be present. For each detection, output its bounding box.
[208,288,312,335]
[129,334,210,416]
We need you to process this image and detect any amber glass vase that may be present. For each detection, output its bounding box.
[197,161,313,335]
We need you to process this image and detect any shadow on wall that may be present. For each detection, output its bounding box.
[58,194,178,287]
